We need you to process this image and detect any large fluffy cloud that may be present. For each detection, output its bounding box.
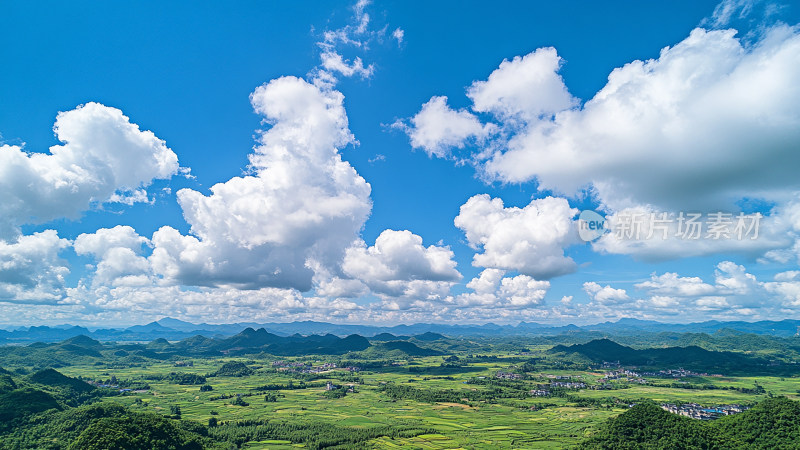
[342,229,461,298]
[765,270,800,308]
[0,230,70,304]
[401,96,494,158]
[482,26,800,212]
[454,194,578,279]
[467,47,576,121]
[454,268,550,308]
[583,282,629,304]
[0,102,180,238]
[150,77,372,291]
[74,226,152,288]
[634,272,716,297]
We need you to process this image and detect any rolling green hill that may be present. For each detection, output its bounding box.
[580,397,800,449]
[29,368,96,393]
[0,387,62,427]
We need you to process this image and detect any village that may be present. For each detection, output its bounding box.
[271,360,361,374]
[661,403,750,420]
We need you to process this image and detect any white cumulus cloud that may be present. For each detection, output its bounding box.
[454,269,550,308]
[342,229,461,299]
[0,230,70,304]
[0,102,179,238]
[150,77,372,291]
[454,194,578,279]
[635,272,716,297]
[74,226,152,288]
[583,281,630,304]
[482,26,800,213]
[401,96,495,158]
[467,47,576,121]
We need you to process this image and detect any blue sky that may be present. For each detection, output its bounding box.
[1,0,799,326]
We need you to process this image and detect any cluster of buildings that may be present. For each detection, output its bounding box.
[602,369,640,379]
[86,380,119,389]
[495,371,522,380]
[600,369,647,385]
[661,403,749,420]
[641,368,719,378]
[543,374,577,380]
[272,360,311,369]
[272,360,360,374]
[85,380,149,394]
[550,381,588,389]
[594,366,724,380]
[325,381,356,392]
[529,380,588,396]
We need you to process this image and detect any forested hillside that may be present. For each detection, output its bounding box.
[580,397,800,449]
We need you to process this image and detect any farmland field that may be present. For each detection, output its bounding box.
[3,331,800,449]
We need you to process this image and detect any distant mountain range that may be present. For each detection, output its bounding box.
[0,317,799,344]
[0,328,442,361]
